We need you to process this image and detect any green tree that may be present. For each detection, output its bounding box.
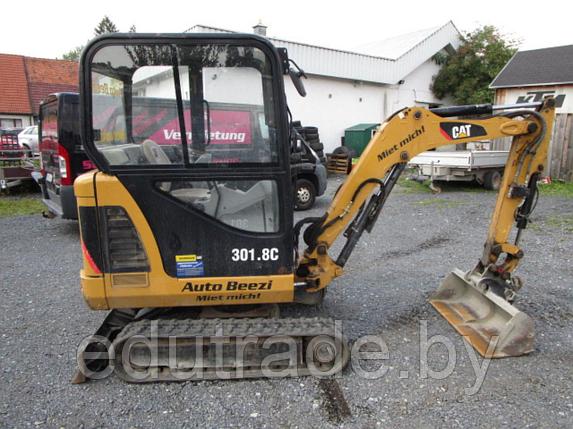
[61,16,123,61]
[94,15,119,35]
[61,46,83,62]
[431,26,518,104]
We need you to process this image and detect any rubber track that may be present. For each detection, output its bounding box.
[114,317,338,342]
[112,317,348,382]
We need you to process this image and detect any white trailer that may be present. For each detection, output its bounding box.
[0,135,36,190]
[408,150,509,190]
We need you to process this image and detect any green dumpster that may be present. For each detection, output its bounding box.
[344,123,380,157]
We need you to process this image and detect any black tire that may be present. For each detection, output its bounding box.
[292,120,302,128]
[314,150,324,157]
[310,142,324,151]
[302,126,318,133]
[303,131,319,138]
[22,144,32,157]
[290,153,302,163]
[332,146,350,155]
[483,170,502,190]
[294,178,316,210]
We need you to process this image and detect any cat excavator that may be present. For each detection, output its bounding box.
[72,33,555,383]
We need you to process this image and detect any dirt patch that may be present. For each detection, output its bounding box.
[379,299,433,330]
[318,379,352,423]
[381,235,451,259]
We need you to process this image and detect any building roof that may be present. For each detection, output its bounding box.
[352,24,456,59]
[490,45,573,89]
[25,57,78,115]
[0,54,78,116]
[187,22,461,84]
[0,54,31,114]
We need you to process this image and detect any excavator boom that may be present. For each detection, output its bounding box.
[297,99,556,358]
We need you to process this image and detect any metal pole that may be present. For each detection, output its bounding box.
[492,102,542,111]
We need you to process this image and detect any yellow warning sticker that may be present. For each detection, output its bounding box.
[176,254,198,262]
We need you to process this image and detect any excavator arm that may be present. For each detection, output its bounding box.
[296,98,556,358]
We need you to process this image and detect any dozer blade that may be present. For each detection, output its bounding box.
[429,269,534,358]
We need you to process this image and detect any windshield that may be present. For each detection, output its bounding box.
[90,42,279,168]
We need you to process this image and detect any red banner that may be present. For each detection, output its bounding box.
[149,109,252,145]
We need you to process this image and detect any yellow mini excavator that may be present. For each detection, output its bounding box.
[72,33,555,383]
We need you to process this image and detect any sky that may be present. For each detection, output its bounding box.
[1,0,571,59]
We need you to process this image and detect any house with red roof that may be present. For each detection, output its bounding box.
[0,54,78,129]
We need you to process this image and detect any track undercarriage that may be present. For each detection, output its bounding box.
[74,306,350,383]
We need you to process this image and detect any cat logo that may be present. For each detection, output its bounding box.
[440,122,487,141]
[452,124,472,139]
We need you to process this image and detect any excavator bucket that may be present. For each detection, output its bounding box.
[429,269,535,358]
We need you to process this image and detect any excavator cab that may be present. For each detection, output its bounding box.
[77,34,298,309]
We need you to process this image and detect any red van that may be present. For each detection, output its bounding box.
[33,93,96,219]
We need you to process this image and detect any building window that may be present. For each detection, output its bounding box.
[0,118,23,128]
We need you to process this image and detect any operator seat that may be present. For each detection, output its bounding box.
[142,139,171,165]
[141,139,210,202]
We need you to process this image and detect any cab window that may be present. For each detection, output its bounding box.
[90,43,279,168]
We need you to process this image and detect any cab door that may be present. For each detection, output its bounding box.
[81,35,293,282]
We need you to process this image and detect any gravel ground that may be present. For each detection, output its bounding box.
[1,178,572,428]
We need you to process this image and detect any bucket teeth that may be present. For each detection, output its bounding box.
[430,269,535,358]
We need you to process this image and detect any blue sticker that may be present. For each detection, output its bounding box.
[176,260,205,277]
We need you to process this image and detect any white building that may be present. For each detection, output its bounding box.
[188,22,461,152]
[490,45,573,181]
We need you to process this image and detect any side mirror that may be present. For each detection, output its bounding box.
[289,68,307,97]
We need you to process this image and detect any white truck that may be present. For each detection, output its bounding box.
[408,149,509,190]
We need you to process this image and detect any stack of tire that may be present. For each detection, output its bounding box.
[292,121,326,164]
